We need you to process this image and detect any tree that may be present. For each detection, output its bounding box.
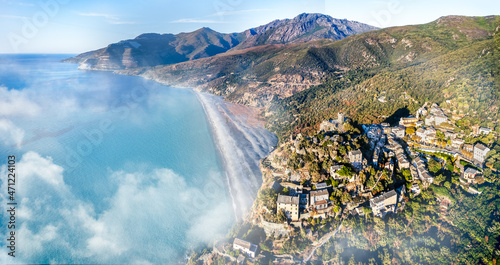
[330,178,339,187]
[428,159,442,174]
[483,168,492,178]
[406,126,416,135]
[401,168,411,181]
[260,242,271,252]
[366,175,376,187]
[338,165,353,177]
[434,174,446,185]
[338,145,347,155]
[310,162,321,174]
[340,191,352,204]
[444,181,452,189]
[494,161,500,171]
[277,209,287,222]
[258,189,277,211]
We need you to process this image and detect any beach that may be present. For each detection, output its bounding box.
[195,91,278,219]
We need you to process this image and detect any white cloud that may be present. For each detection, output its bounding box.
[18,151,65,190]
[208,8,270,17]
[170,18,230,24]
[17,224,57,260]
[76,12,118,20]
[17,225,44,257]
[0,86,41,116]
[76,12,136,25]
[0,119,25,147]
[0,152,233,264]
[17,197,33,220]
[170,9,269,24]
[108,20,136,25]
[185,201,233,245]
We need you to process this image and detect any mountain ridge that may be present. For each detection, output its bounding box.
[63,13,377,70]
[65,14,499,141]
[107,15,499,141]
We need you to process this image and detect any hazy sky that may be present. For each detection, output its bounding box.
[1,0,499,54]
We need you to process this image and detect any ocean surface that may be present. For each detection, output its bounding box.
[0,54,234,264]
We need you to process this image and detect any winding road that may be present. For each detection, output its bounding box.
[302,219,343,263]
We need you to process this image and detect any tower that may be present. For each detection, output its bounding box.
[338,112,344,124]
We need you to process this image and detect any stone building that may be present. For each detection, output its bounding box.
[277,194,300,221]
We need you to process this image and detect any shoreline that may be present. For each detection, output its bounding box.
[68,61,279,220]
[195,91,278,220]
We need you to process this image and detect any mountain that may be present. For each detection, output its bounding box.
[63,27,241,70]
[234,13,378,50]
[116,15,498,139]
[64,13,377,70]
[66,15,498,140]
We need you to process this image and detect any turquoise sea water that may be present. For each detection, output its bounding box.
[0,54,233,264]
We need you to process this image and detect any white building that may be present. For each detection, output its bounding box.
[348,149,363,169]
[310,189,329,211]
[451,138,464,149]
[473,143,490,163]
[425,116,434,126]
[330,165,343,180]
[416,127,426,141]
[319,113,346,132]
[434,115,448,126]
[414,157,434,185]
[370,190,398,217]
[233,238,258,258]
[410,183,421,196]
[391,126,405,138]
[479,127,493,135]
[463,167,481,184]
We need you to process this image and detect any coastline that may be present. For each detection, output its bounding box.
[195,91,278,219]
[67,61,279,220]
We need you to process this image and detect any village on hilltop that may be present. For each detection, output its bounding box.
[205,103,498,264]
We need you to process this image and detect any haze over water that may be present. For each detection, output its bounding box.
[0,54,233,264]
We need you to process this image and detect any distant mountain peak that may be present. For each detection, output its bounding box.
[234,12,378,50]
[193,27,216,33]
[64,13,378,70]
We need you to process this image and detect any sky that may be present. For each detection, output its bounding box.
[0,0,499,54]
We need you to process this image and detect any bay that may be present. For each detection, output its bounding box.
[0,54,233,264]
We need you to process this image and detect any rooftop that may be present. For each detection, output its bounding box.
[234,238,255,251]
[314,200,328,205]
[349,150,362,156]
[474,143,489,151]
[330,165,343,171]
[310,189,329,197]
[371,190,397,205]
[464,167,480,175]
[277,194,300,205]
[315,182,327,189]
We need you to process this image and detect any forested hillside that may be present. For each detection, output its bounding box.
[267,15,499,140]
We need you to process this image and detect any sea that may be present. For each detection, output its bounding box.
[0,54,234,264]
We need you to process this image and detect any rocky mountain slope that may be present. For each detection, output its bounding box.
[233,13,377,50]
[63,13,377,70]
[122,15,497,108]
[66,15,498,142]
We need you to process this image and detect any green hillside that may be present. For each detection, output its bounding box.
[135,16,498,140]
[265,15,499,140]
